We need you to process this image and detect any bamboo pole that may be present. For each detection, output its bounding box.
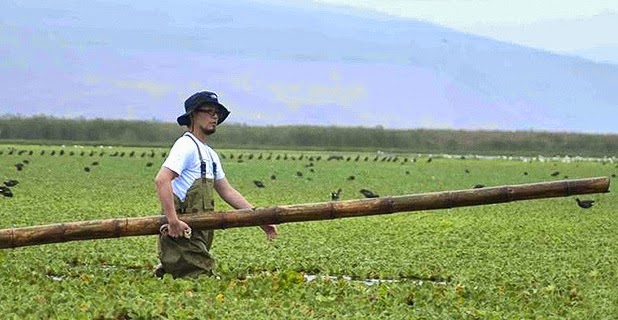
[0,177,610,249]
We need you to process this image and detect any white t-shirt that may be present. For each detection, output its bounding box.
[162,133,225,201]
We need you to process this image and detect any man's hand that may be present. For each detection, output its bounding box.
[260,224,278,241]
[164,219,191,238]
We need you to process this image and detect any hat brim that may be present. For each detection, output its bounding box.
[177,103,230,126]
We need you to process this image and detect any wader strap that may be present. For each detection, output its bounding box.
[183,133,217,179]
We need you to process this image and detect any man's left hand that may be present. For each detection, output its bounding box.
[260,224,278,241]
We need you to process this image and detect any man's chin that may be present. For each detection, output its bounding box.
[203,127,216,135]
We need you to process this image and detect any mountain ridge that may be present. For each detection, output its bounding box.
[0,0,616,134]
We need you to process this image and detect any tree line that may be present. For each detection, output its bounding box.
[1,115,616,156]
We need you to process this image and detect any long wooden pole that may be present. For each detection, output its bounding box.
[0,177,610,249]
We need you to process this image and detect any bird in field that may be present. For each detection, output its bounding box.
[550,171,560,177]
[84,167,91,172]
[253,180,266,188]
[331,188,342,201]
[4,180,18,187]
[346,175,355,181]
[359,188,379,198]
[270,174,277,180]
[15,163,24,171]
[1,187,13,197]
[473,184,485,189]
[575,198,594,209]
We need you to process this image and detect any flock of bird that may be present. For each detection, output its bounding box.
[1,147,609,209]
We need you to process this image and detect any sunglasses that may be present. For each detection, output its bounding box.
[195,108,219,117]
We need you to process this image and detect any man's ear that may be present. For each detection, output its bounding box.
[188,113,195,127]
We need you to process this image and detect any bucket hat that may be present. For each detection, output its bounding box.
[177,91,230,126]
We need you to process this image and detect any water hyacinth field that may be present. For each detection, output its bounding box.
[0,144,616,319]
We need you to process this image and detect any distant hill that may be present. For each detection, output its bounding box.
[1,0,617,133]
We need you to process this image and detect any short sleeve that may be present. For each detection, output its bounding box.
[162,138,193,175]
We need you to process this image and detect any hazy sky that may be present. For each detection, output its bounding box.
[310,0,618,62]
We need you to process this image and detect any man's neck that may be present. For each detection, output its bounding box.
[188,130,208,143]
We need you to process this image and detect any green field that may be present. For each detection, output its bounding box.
[0,144,616,319]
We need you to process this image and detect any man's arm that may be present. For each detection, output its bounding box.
[154,167,190,238]
[214,177,278,240]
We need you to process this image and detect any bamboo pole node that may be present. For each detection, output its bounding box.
[273,206,282,224]
[113,219,122,237]
[506,187,514,202]
[498,187,510,203]
[328,202,336,220]
[218,211,228,230]
[446,192,455,209]
[566,180,573,196]
[385,197,396,213]
[9,228,15,249]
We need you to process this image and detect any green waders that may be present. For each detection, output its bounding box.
[157,178,216,278]
[157,134,217,278]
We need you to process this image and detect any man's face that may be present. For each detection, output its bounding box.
[193,106,219,135]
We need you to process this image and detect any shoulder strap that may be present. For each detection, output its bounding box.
[183,133,207,178]
[183,133,217,179]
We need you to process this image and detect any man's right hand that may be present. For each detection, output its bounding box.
[166,219,191,238]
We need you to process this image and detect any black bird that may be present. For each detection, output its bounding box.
[4,180,18,187]
[346,175,355,181]
[2,187,13,198]
[253,180,266,188]
[270,174,277,180]
[296,171,303,177]
[359,188,379,198]
[84,167,91,172]
[575,198,594,209]
[465,169,470,174]
[473,184,485,189]
[91,161,99,166]
[146,162,154,167]
[15,163,24,171]
[550,171,560,177]
[331,188,342,201]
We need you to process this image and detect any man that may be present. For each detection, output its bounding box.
[154,91,278,278]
